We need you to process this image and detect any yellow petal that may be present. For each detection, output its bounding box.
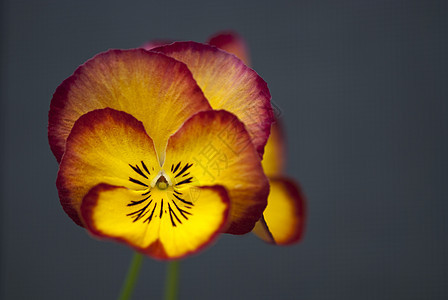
[163,110,269,234]
[49,49,211,163]
[81,184,230,260]
[152,42,274,157]
[253,177,306,245]
[57,108,160,226]
[261,120,286,176]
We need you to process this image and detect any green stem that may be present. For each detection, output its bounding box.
[164,260,180,300]
[118,252,144,300]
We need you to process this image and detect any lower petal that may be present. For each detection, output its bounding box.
[253,177,306,245]
[81,184,230,260]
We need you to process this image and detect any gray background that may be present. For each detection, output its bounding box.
[2,0,447,299]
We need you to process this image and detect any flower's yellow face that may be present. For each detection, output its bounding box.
[49,43,274,259]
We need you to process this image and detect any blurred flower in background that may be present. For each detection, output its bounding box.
[207,32,306,245]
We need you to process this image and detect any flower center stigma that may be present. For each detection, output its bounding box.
[156,175,169,190]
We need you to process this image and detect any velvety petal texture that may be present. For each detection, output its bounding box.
[82,184,230,260]
[57,108,160,225]
[152,42,274,157]
[49,49,211,163]
[252,177,306,245]
[207,31,251,65]
[164,110,270,234]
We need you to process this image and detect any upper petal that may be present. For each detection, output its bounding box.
[81,183,230,260]
[207,31,251,65]
[261,120,286,176]
[141,40,173,50]
[57,108,160,226]
[164,110,270,234]
[152,42,274,158]
[252,177,306,245]
[49,49,211,163]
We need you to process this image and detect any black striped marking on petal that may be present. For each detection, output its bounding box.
[171,199,192,220]
[176,177,193,186]
[173,193,193,206]
[129,164,148,179]
[141,161,150,176]
[144,203,157,224]
[175,163,193,178]
[127,195,151,207]
[168,202,182,227]
[127,200,153,222]
[129,177,148,187]
[159,199,164,218]
[173,162,181,174]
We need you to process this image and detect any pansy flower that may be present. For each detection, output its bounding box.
[206,32,306,244]
[49,45,274,259]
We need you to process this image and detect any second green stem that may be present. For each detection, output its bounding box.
[164,260,180,300]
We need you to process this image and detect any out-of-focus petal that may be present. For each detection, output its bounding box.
[253,177,306,245]
[207,31,251,65]
[164,110,269,234]
[261,120,286,176]
[57,108,160,226]
[81,184,230,260]
[49,49,211,163]
[152,42,274,158]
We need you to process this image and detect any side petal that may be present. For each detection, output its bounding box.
[57,108,160,226]
[152,42,274,157]
[207,31,251,65]
[261,120,286,177]
[252,177,306,245]
[81,184,230,260]
[164,110,269,234]
[49,49,211,163]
